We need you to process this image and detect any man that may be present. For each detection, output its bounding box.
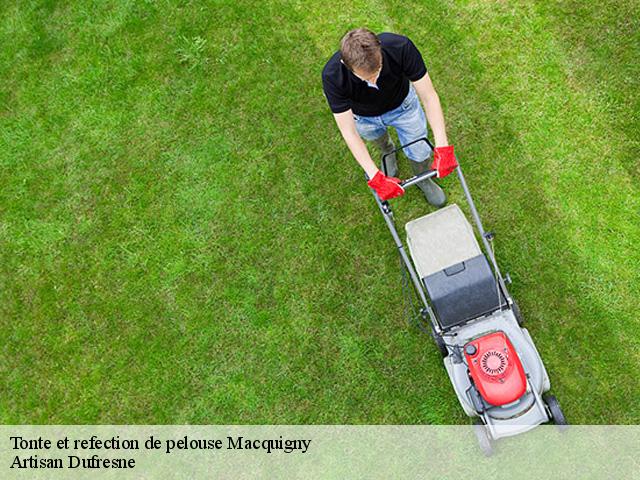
[322,28,457,205]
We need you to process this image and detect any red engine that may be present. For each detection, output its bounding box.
[464,331,527,406]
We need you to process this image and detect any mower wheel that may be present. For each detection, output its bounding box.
[472,419,494,457]
[544,394,569,432]
[433,334,448,357]
[511,300,525,326]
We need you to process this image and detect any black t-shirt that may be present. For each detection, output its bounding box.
[321,32,427,116]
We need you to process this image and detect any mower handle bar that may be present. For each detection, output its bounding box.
[400,169,438,189]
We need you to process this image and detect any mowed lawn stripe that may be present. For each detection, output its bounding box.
[449,0,640,422]
[383,0,640,422]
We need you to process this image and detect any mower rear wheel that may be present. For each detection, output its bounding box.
[544,394,569,432]
[511,300,525,326]
[433,334,448,357]
[472,419,494,457]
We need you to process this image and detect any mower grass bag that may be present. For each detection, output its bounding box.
[406,205,502,329]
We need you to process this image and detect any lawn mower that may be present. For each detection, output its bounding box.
[372,138,567,455]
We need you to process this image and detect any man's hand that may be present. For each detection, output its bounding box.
[432,145,458,178]
[367,171,405,200]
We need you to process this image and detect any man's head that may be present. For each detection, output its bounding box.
[340,28,382,84]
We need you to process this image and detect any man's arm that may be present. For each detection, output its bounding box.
[332,110,404,200]
[412,73,449,147]
[333,110,379,179]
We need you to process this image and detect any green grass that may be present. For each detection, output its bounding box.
[0,0,638,424]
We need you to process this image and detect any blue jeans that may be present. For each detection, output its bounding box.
[354,86,431,162]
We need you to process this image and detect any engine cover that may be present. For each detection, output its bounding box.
[464,331,527,406]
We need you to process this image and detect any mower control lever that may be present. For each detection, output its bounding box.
[381,136,440,190]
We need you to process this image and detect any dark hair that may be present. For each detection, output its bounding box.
[340,28,382,73]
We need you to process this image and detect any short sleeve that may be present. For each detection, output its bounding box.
[401,37,427,81]
[322,75,351,114]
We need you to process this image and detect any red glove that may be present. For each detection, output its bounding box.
[431,145,458,178]
[367,171,405,201]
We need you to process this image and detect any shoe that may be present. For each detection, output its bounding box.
[372,131,397,177]
[410,159,447,208]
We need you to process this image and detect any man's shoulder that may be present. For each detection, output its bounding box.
[321,51,351,112]
[378,32,411,49]
[322,51,343,80]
